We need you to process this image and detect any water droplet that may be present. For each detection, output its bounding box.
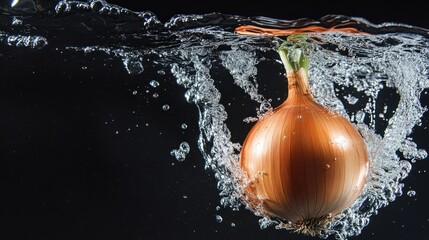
[181,123,188,129]
[216,206,220,211]
[183,195,188,199]
[157,70,165,75]
[153,93,159,98]
[215,215,223,223]
[132,90,137,95]
[325,164,331,170]
[231,222,236,227]
[150,80,160,88]
[162,104,170,111]
[407,190,416,197]
[82,66,87,70]
[297,115,303,119]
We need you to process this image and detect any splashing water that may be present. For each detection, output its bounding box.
[167,31,429,238]
[1,1,429,239]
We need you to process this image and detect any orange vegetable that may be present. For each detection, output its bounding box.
[240,35,369,236]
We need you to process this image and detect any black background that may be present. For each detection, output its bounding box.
[1,1,428,240]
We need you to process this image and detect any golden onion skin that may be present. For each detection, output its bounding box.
[240,70,369,225]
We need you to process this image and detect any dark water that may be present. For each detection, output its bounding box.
[1,1,429,240]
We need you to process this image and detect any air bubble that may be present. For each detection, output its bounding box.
[215,215,223,223]
[150,80,160,88]
[170,142,190,162]
[344,94,358,105]
[258,100,273,117]
[123,58,143,75]
[407,190,416,197]
[355,111,365,123]
[162,104,170,111]
[181,123,188,129]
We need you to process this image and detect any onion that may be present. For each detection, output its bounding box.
[240,35,369,235]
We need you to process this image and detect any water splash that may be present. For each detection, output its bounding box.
[1,1,428,239]
[163,30,427,240]
[167,32,428,239]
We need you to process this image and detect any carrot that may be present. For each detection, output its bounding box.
[235,24,363,36]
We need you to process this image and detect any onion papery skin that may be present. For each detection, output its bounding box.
[240,70,369,226]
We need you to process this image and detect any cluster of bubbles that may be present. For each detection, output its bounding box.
[170,142,190,162]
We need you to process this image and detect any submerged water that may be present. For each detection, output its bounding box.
[1,1,429,239]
